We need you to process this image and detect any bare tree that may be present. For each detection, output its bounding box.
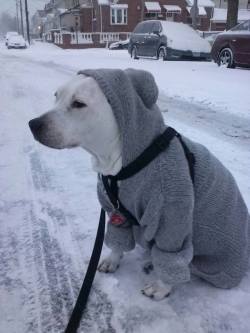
[226,0,239,30]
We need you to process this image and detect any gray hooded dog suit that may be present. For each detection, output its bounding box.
[79,68,250,289]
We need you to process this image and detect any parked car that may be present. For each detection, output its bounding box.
[128,21,211,61]
[211,20,250,68]
[5,31,19,46]
[109,39,129,50]
[7,35,27,49]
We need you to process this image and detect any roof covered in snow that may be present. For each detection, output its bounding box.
[98,0,109,5]
[145,2,161,12]
[187,6,207,16]
[164,5,182,12]
[186,0,215,7]
[211,8,250,22]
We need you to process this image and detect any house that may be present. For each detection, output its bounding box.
[33,0,67,35]
[87,0,215,34]
[38,0,219,49]
[59,0,92,32]
[31,10,47,37]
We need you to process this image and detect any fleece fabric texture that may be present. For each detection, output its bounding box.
[78,68,250,288]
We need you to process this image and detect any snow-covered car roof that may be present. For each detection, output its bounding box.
[9,35,25,42]
[6,31,19,38]
[159,21,211,53]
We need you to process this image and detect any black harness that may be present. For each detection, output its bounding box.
[64,127,195,333]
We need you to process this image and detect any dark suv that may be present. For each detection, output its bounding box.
[128,20,211,61]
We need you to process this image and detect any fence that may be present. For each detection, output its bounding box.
[51,31,130,49]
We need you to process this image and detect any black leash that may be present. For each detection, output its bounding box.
[64,127,195,332]
[64,209,105,333]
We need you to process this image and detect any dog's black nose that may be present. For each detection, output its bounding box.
[29,118,44,135]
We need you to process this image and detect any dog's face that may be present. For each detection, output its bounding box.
[29,75,119,155]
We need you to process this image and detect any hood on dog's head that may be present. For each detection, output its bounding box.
[124,68,158,109]
[77,68,165,167]
[78,68,158,109]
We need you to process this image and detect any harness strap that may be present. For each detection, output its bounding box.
[113,127,178,181]
[102,127,195,227]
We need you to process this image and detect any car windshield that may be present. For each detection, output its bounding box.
[230,20,250,31]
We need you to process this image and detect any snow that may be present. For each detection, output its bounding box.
[160,21,211,53]
[145,2,161,12]
[186,6,207,16]
[186,0,215,7]
[211,8,250,22]
[0,42,250,333]
[98,0,110,5]
[163,5,182,12]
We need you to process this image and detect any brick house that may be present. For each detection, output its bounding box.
[80,0,215,33]
[47,0,217,48]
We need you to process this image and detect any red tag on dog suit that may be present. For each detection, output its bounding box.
[110,212,126,227]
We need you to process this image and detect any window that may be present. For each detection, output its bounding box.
[231,21,250,31]
[142,22,155,33]
[111,7,128,25]
[152,22,161,33]
[145,12,158,19]
[133,22,144,33]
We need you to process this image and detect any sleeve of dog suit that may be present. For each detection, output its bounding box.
[147,139,195,286]
[151,194,194,285]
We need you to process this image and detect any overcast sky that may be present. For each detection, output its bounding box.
[0,0,47,17]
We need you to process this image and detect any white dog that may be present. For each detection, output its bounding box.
[29,69,250,301]
[29,73,171,300]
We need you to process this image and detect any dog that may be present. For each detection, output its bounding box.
[29,68,250,301]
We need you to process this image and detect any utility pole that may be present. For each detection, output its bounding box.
[24,0,30,44]
[16,0,20,33]
[20,0,24,37]
[191,0,199,30]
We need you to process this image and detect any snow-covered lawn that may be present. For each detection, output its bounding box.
[0,42,249,333]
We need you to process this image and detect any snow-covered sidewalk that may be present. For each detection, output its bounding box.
[0,42,250,333]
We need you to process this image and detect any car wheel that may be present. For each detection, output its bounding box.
[131,46,139,60]
[157,46,168,61]
[218,48,235,68]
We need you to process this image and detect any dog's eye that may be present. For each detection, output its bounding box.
[72,100,87,109]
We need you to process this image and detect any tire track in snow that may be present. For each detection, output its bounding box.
[27,148,115,332]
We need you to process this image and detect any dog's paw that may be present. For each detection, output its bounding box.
[98,251,123,273]
[98,258,119,273]
[141,280,172,301]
